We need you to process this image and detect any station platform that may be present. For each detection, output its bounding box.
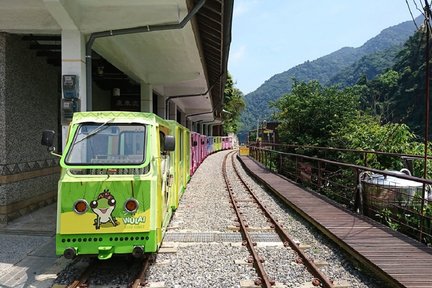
[238,155,432,288]
[0,203,68,288]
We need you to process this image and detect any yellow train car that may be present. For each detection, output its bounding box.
[41,112,186,260]
[167,120,190,210]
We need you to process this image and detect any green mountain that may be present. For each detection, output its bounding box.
[241,18,420,133]
[373,26,431,136]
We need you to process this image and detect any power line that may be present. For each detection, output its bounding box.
[406,0,420,29]
[413,0,427,18]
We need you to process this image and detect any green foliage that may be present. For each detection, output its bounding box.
[345,25,432,139]
[328,47,402,88]
[222,74,245,133]
[272,78,431,176]
[272,80,358,146]
[388,27,429,136]
[332,113,418,170]
[378,208,400,231]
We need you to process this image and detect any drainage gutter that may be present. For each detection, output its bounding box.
[85,0,207,111]
[164,79,220,119]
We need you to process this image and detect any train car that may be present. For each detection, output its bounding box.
[228,136,233,149]
[184,128,191,184]
[190,132,200,176]
[167,120,190,203]
[200,134,207,160]
[212,136,218,152]
[222,136,228,150]
[214,136,222,152]
[196,134,202,165]
[41,111,185,260]
[207,136,214,154]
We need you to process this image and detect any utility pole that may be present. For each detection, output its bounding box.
[421,0,431,241]
[256,118,259,142]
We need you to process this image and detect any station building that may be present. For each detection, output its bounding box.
[0,0,233,224]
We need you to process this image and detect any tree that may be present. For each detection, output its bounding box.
[222,74,245,133]
[353,70,400,122]
[272,80,359,146]
[332,113,418,170]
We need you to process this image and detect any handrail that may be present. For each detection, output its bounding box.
[248,146,432,244]
[253,146,432,185]
[255,142,432,161]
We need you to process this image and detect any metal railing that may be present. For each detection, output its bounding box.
[257,142,432,172]
[249,145,432,245]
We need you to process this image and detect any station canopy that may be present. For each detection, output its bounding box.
[0,0,233,123]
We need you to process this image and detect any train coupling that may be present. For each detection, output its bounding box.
[97,246,114,260]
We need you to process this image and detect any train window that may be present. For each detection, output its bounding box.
[65,123,146,165]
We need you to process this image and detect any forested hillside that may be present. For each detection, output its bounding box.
[240,18,420,133]
[363,26,430,136]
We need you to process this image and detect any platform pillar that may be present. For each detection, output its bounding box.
[61,30,87,149]
[169,102,177,120]
[140,82,153,112]
[157,95,166,118]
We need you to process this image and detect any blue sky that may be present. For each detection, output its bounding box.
[228,0,422,94]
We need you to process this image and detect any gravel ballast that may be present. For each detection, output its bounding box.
[152,150,387,287]
[53,150,389,287]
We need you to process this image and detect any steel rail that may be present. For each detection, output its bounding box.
[231,152,335,288]
[130,254,153,288]
[66,259,98,288]
[222,151,274,287]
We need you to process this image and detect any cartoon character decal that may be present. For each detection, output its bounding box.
[90,189,118,229]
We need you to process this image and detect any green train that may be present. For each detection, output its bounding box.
[41,111,192,260]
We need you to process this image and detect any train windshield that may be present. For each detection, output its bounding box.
[65,123,146,166]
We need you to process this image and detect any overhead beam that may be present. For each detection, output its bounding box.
[43,0,79,30]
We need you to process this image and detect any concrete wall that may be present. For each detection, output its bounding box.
[0,33,60,224]
[0,34,6,171]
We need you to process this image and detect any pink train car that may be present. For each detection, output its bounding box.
[222,136,233,150]
[190,132,201,175]
[228,136,233,149]
[200,135,207,161]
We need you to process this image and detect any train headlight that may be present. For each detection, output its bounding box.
[73,199,88,214]
[124,198,139,213]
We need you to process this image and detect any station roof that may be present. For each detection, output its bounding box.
[0,0,233,123]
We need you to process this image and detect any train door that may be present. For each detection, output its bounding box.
[178,126,184,195]
[184,129,191,184]
[200,135,206,160]
[159,130,170,215]
[190,133,194,175]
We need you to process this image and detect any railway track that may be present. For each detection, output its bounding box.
[55,150,372,287]
[222,151,335,288]
[64,254,154,288]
